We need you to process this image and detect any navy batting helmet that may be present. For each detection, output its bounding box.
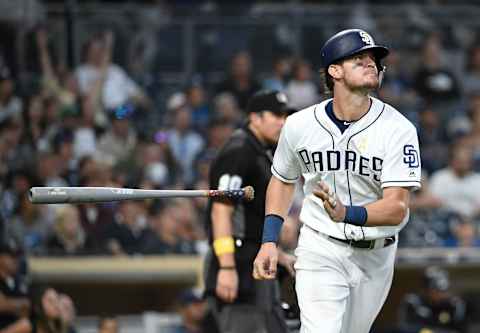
[320,29,389,71]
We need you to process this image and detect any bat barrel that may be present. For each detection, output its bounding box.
[29,187,124,204]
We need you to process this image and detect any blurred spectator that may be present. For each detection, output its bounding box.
[397,266,467,333]
[401,174,451,248]
[101,201,147,256]
[215,51,261,112]
[166,107,205,186]
[0,171,37,222]
[58,294,76,333]
[463,42,480,96]
[185,81,211,132]
[76,200,115,253]
[140,203,197,255]
[262,56,292,92]
[409,173,443,212]
[97,316,118,333]
[0,239,31,333]
[284,59,319,110]
[96,111,137,167]
[7,193,49,256]
[417,106,449,174]
[75,31,151,112]
[171,199,204,254]
[413,33,461,121]
[35,28,78,114]
[52,129,77,186]
[1,118,35,175]
[443,215,480,248]
[429,144,480,221]
[463,93,480,170]
[46,205,94,256]
[0,67,22,127]
[36,153,67,188]
[212,93,242,127]
[31,287,69,333]
[164,289,209,333]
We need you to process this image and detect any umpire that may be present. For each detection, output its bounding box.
[204,90,294,333]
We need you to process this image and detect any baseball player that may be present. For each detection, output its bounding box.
[253,29,422,333]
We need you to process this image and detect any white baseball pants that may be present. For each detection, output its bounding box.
[294,225,397,333]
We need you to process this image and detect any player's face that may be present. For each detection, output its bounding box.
[253,111,287,145]
[341,50,379,91]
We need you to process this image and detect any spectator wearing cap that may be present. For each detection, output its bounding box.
[0,239,32,333]
[185,81,211,133]
[397,266,468,333]
[95,110,138,167]
[164,289,211,333]
[0,67,22,127]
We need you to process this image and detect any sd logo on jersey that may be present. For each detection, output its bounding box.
[403,145,419,168]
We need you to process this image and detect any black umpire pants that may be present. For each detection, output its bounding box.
[205,250,289,333]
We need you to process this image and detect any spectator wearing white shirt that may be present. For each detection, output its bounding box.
[285,59,319,110]
[167,106,205,187]
[75,32,151,112]
[429,143,480,221]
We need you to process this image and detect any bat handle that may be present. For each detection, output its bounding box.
[208,186,254,201]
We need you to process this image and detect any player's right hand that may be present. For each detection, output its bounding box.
[216,268,238,303]
[253,242,278,280]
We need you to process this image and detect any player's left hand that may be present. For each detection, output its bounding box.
[313,181,346,222]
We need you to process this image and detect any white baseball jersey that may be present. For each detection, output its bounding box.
[272,96,421,240]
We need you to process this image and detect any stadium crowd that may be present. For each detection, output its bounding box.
[2,25,480,256]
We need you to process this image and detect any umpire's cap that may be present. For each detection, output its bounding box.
[423,266,450,291]
[320,29,389,70]
[247,90,291,115]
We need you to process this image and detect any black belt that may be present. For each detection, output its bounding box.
[328,235,396,249]
[305,225,396,250]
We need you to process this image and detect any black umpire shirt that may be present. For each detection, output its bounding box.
[204,125,274,303]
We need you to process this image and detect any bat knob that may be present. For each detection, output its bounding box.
[242,186,255,201]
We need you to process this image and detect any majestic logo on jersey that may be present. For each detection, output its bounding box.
[297,149,383,181]
[403,145,419,168]
[359,31,374,45]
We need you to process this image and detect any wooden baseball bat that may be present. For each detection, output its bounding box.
[29,186,255,204]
